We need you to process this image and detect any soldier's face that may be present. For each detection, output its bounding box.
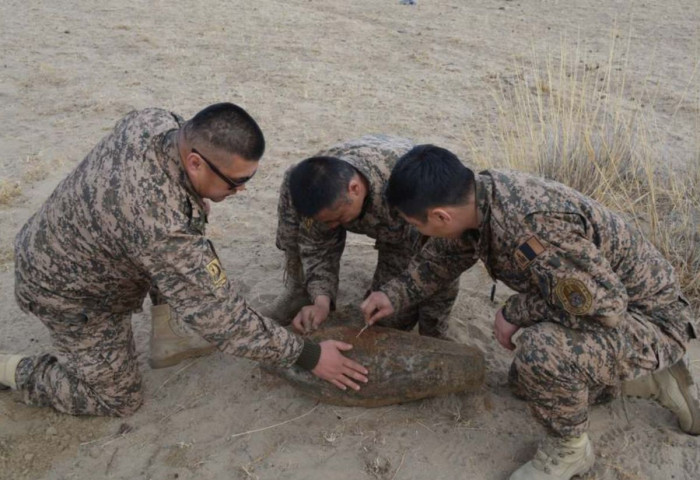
[187,150,259,202]
[313,176,367,229]
[400,209,467,239]
[314,194,364,229]
[401,213,445,237]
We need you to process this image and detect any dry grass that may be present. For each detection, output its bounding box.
[0,179,22,206]
[21,154,51,183]
[0,154,58,206]
[466,33,700,313]
[0,247,13,272]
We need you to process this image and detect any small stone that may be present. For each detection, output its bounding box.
[46,426,58,436]
[118,423,133,435]
[24,453,34,461]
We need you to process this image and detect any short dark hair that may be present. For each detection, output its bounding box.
[386,145,475,221]
[183,103,265,161]
[289,156,358,217]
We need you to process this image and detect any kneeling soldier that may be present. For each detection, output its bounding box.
[363,144,699,479]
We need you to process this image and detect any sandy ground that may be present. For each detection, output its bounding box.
[1,1,699,479]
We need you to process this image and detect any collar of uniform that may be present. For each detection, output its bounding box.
[469,172,493,252]
[475,173,492,226]
[161,129,208,218]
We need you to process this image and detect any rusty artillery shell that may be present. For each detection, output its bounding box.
[265,325,484,407]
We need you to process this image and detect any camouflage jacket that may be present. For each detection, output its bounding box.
[380,169,691,341]
[276,135,424,303]
[14,108,304,367]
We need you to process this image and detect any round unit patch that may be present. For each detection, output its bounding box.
[554,277,593,315]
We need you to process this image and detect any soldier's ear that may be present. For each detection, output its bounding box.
[347,176,363,198]
[183,152,204,175]
[182,152,208,190]
[429,208,452,225]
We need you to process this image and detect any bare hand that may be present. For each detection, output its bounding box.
[292,303,330,334]
[494,308,520,350]
[360,291,395,326]
[312,340,369,391]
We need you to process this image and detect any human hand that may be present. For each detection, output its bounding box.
[360,291,395,326]
[292,297,331,334]
[312,340,369,391]
[494,308,520,350]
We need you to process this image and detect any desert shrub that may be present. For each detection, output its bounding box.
[467,37,700,314]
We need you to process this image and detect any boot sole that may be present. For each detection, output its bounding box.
[149,345,217,369]
[668,360,700,435]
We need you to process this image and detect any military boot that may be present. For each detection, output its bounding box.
[622,357,700,435]
[510,433,594,480]
[0,354,26,390]
[149,304,216,369]
[257,253,311,326]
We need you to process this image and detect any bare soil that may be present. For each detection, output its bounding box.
[1,1,698,479]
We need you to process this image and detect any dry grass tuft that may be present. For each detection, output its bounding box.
[0,180,22,206]
[0,247,13,272]
[466,33,700,313]
[0,154,62,206]
[21,154,51,183]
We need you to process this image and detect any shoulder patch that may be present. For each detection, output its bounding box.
[302,217,314,230]
[514,236,546,270]
[205,258,227,288]
[554,278,593,315]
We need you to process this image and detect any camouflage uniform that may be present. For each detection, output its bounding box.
[13,108,311,416]
[381,169,696,437]
[275,135,459,337]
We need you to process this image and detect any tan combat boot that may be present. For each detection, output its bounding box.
[149,305,216,369]
[0,354,26,390]
[257,253,311,326]
[622,357,700,435]
[510,433,595,480]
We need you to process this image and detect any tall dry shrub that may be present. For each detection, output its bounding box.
[467,36,700,314]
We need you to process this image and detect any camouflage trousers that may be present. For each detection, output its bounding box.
[508,303,692,437]
[369,245,459,338]
[15,303,142,417]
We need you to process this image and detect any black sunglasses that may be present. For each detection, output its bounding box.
[192,148,256,190]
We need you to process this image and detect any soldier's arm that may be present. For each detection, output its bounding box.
[298,220,347,308]
[379,236,478,314]
[141,232,318,369]
[502,213,628,329]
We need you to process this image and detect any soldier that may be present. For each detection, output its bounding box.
[259,135,459,338]
[363,144,699,479]
[0,103,368,416]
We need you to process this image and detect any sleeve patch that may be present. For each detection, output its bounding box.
[514,236,545,269]
[206,258,227,288]
[302,217,314,230]
[554,277,593,315]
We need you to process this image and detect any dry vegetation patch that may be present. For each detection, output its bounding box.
[0,154,60,206]
[467,35,700,314]
[0,180,22,206]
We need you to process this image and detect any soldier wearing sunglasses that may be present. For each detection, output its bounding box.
[1,103,368,416]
